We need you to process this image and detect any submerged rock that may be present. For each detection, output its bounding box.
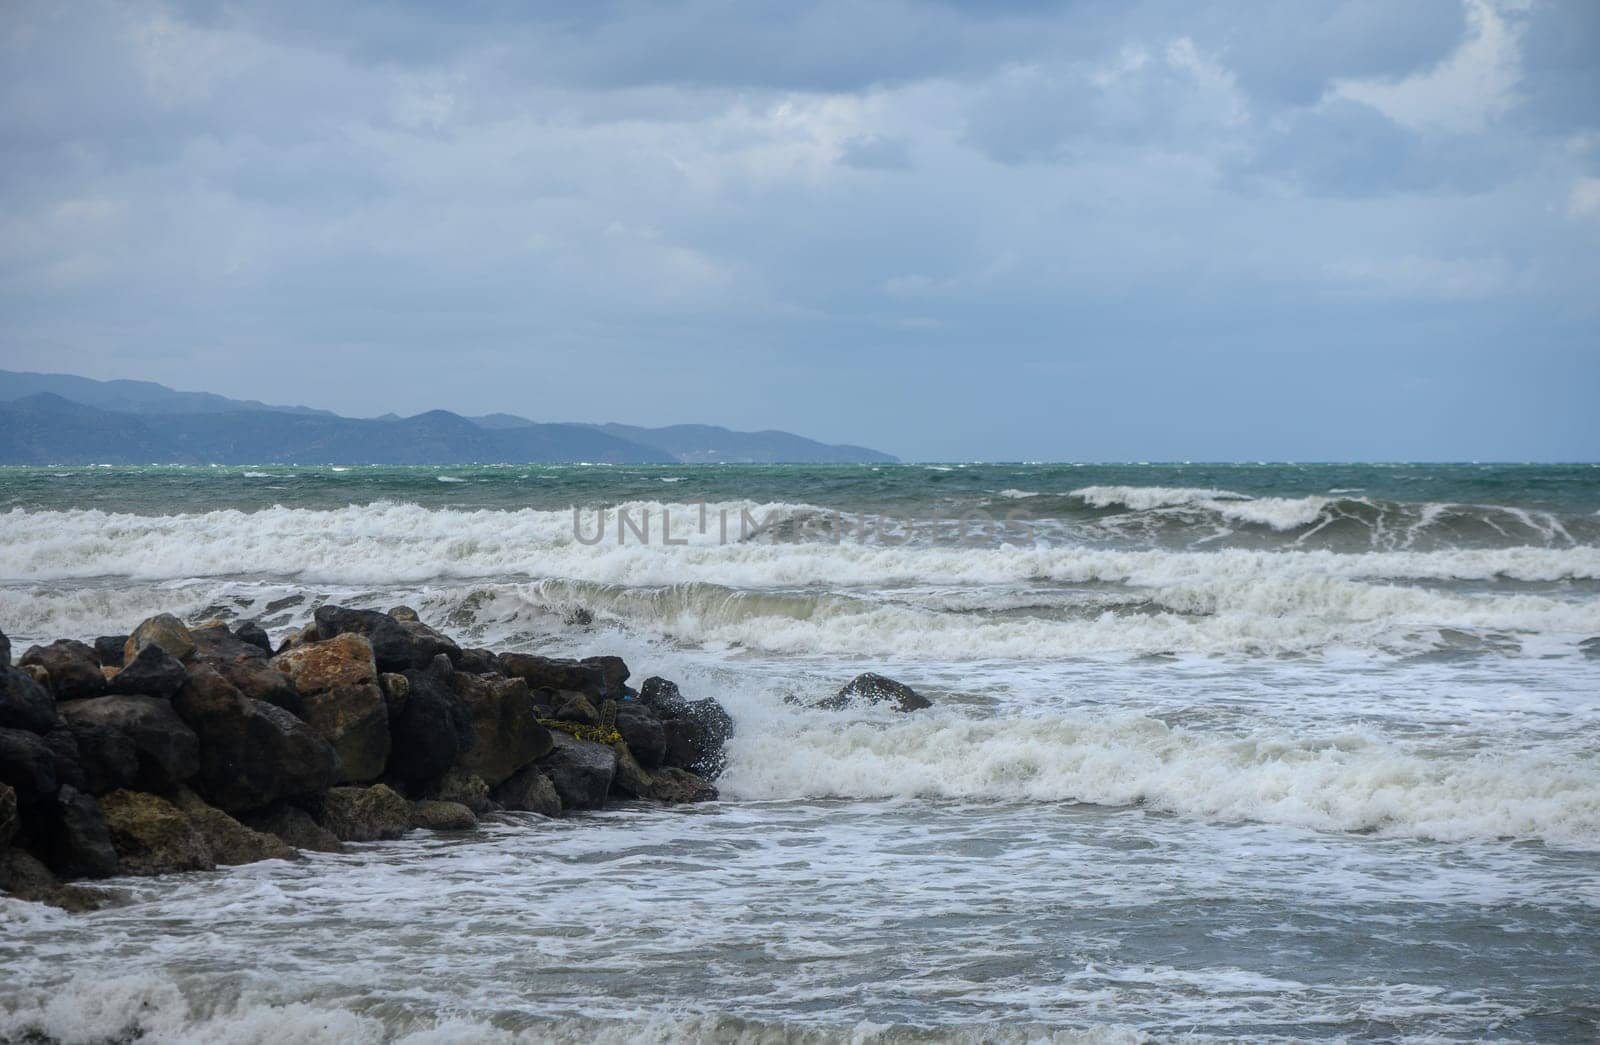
[317,784,411,842]
[822,672,933,713]
[0,849,118,912]
[21,640,106,701]
[651,767,719,805]
[536,731,615,811]
[58,695,200,793]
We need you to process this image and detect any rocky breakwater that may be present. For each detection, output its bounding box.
[0,608,730,910]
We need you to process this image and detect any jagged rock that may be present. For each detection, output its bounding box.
[171,789,297,865]
[172,665,338,814]
[439,672,551,788]
[660,698,734,779]
[552,691,600,725]
[498,653,608,697]
[387,606,420,623]
[583,655,631,699]
[492,764,562,817]
[240,803,343,854]
[22,640,106,701]
[63,723,140,795]
[190,624,303,717]
[93,635,129,669]
[0,727,58,804]
[42,728,87,792]
[390,656,473,788]
[456,647,500,675]
[409,799,476,831]
[272,633,378,696]
[0,849,117,912]
[314,605,459,673]
[610,741,654,799]
[125,613,195,664]
[40,785,120,878]
[615,704,667,769]
[98,789,214,875]
[59,696,200,792]
[233,620,273,654]
[317,784,410,842]
[0,666,62,733]
[0,782,17,846]
[651,767,719,804]
[302,683,390,784]
[639,676,684,710]
[107,643,188,699]
[536,731,615,811]
[823,672,933,713]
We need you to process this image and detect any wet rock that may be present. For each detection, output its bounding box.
[40,785,120,878]
[429,769,492,813]
[638,676,684,710]
[125,613,195,664]
[0,782,17,846]
[98,789,214,875]
[660,698,734,779]
[456,647,500,675]
[0,626,8,666]
[0,849,118,912]
[390,656,473,788]
[536,731,615,811]
[42,728,87,793]
[240,803,343,854]
[63,723,140,795]
[824,672,932,713]
[171,789,297,865]
[22,640,106,701]
[172,666,338,814]
[58,695,200,792]
[314,605,459,673]
[1580,636,1600,660]
[615,704,666,769]
[272,633,378,696]
[233,620,273,654]
[651,767,719,804]
[387,605,420,623]
[552,691,600,726]
[498,653,608,697]
[583,655,631,699]
[92,635,129,669]
[409,799,476,831]
[107,643,188,699]
[317,783,411,842]
[190,625,304,717]
[0,727,59,804]
[609,740,654,799]
[491,764,562,817]
[0,666,60,734]
[446,673,551,787]
[301,683,390,785]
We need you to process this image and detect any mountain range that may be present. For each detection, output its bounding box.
[0,370,897,465]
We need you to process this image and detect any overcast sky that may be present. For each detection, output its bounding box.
[2,0,1597,461]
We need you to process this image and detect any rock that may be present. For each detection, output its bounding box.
[20,663,51,688]
[301,683,390,784]
[0,782,17,846]
[0,665,62,733]
[0,727,59,803]
[313,605,459,673]
[40,785,120,878]
[456,647,500,675]
[409,799,476,831]
[444,668,551,788]
[42,728,87,792]
[825,672,932,713]
[21,640,106,701]
[660,698,734,779]
[536,731,615,811]
[94,635,129,669]
[107,643,188,699]
[552,692,600,725]
[651,767,719,804]
[428,769,491,813]
[171,789,297,865]
[498,653,608,697]
[58,695,200,792]
[387,605,420,623]
[317,784,411,842]
[610,740,654,799]
[271,633,378,696]
[240,803,343,854]
[615,704,667,769]
[190,625,303,717]
[1581,636,1600,660]
[492,764,562,817]
[125,613,196,663]
[172,665,338,813]
[98,789,214,875]
[639,676,684,710]
[390,656,473,788]
[0,626,8,666]
[63,723,141,795]
[583,655,631,699]
[233,620,273,654]
[0,849,117,912]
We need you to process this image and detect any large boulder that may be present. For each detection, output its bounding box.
[107,644,188,699]
[125,613,195,663]
[583,655,631,699]
[271,633,378,696]
[610,740,655,800]
[21,640,106,701]
[171,789,297,865]
[428,769,492,813]
[447,672,552,787]
[240,803,343,854]
[536,732,615,811]
[233,620,273,654]
[390,656,474,788]
[639,676,684,710]
[98,789,214,875]
[615,704,667,769]
[317,784,411,842]
[823,672,932,713]
[491,764,562,817]
[171,666,338,814]
[42,728,87,793]
[313,605,459,673]
[58,696,200,792]
[497,653,608,697]
[301,683,390,785]
[651,767,719,804]
[660,698,734,779]
[39,785,120,878]
[190,625,303,716]
[93,635,129,669]
[0,727,59,804]
[0,666,61,733]
[62,723,140,795]
[409,799,476,831]
[455,647,500,675]
[0,849,116,912]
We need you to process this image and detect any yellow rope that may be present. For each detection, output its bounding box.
[540,718,623,746]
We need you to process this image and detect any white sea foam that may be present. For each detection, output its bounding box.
[1072,485,1333,531]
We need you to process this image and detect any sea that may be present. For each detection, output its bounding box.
[1,462,1597,1043]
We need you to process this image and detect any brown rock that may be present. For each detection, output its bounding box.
[0,849,119,912]
[125,613,195,664]
[171,788,298,865]
[272,633,378,696]
[240,803,344,854]
[651,767,719,804]
[301,683,390,784]
[448,672,552,787]
[98,789,214,875]
[408,799,476,831]
[21,640,106,700]
[317,783,410,842]
[492,764,562,817]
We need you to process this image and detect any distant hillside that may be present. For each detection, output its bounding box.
[478,415,897,464]
[0,368,335,417]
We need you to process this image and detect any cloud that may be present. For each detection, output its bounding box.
[837,134,913,170]
[1570,176,1600,218]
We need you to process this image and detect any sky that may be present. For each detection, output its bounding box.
[1,0,1597,461]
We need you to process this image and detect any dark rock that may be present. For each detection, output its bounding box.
[447,672,552,787]
[615,704,667,770]
[125,613,196,663]
[58,695,200,792]
[99,789,214,875]
[64,723,140,795]
[1580,636,1600,660]
[94,635,129,669]
[429,769,491,813]
[456,647,500,675]
[317,783,410,842]
[491,764,562,817]
[536,731,615,811]
[0,849,117,912]
[0,782,17,846]
[42,728,87,793]
[610,741,654,799]
[107,643,188,699]
[639,676,684,710]
[0,727,59,803]
[21,640,106,701]
[824,672,933,713]
[41,785,120,878]
[651,767,719,804]
[171,788,297,865]
[0,666,62,734]
[172,666,338,814]
[190,625,304,717]
[660,698,734,779]
[240,803,343,854]
[390,656,473,788]
[409,799,476,831]
[0,626,8,666]
[582,655,631,699]
[314,605,459,673]
[552,691,600,725]
[498,652,608,697]
[301,683,390,784]
[233,620,273,654]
